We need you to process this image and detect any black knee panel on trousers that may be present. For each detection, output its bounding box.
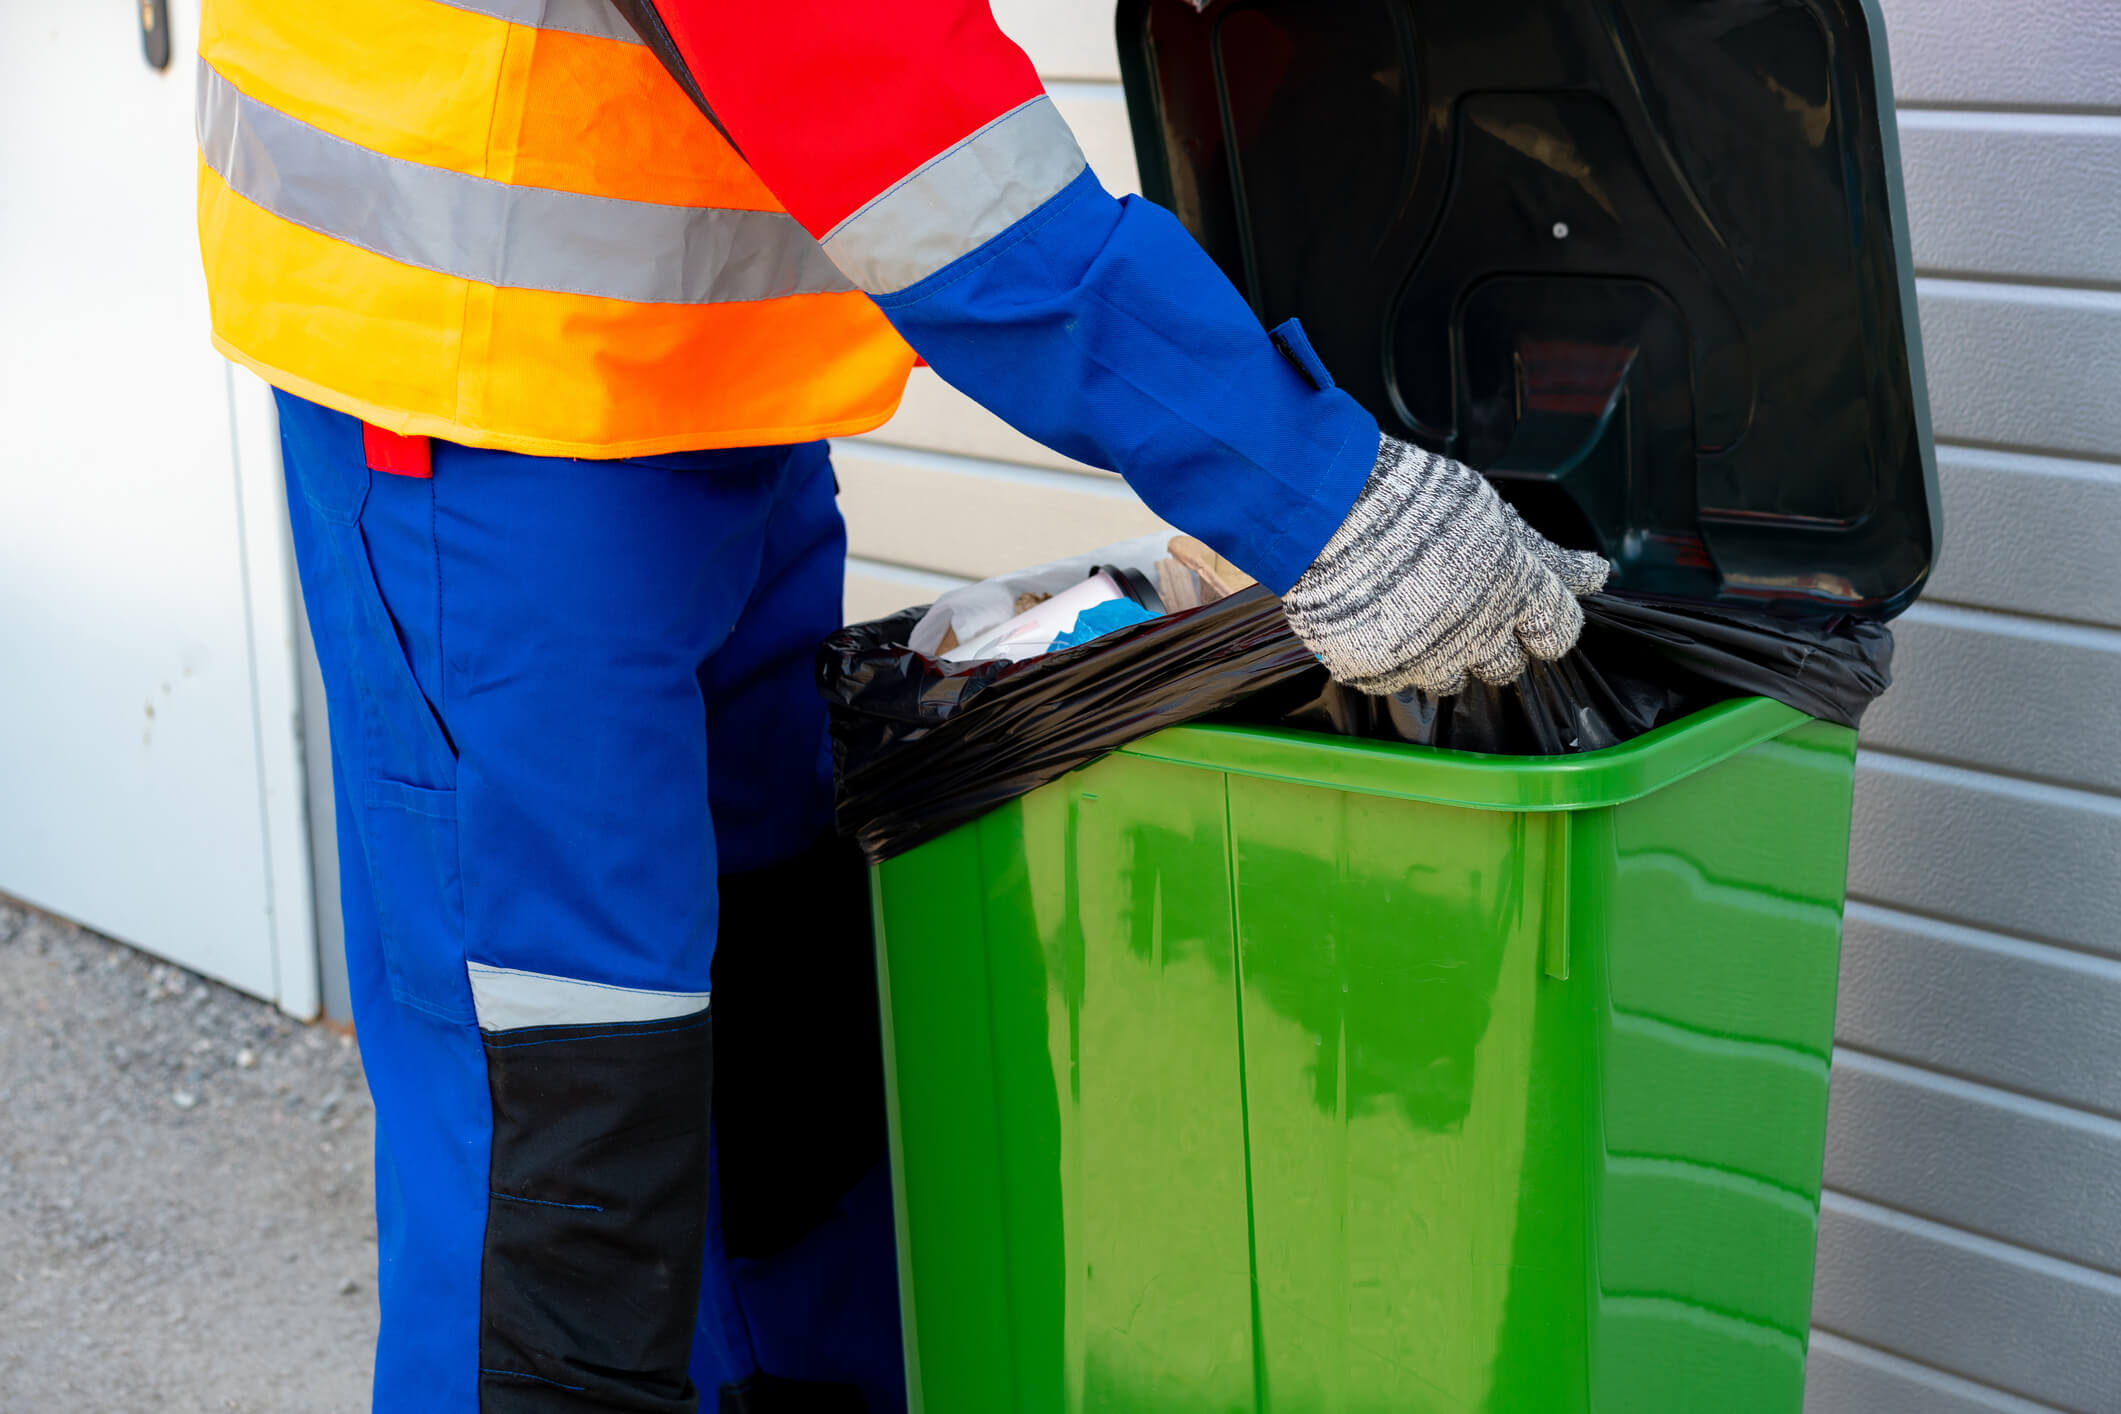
[480,1010,715,1411]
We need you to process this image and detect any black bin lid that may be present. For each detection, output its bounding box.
[1118,0,1939,620]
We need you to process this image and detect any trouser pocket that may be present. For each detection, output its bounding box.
[362,779,475,1025]
[473,965,715,1412]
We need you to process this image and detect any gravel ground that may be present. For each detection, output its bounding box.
[0,897,378,1411]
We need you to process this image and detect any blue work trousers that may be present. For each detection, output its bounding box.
[276,391,904,1413]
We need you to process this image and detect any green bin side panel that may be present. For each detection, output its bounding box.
[1226,778,1584,1414]
[1585,718,1855,1414]
[874,713,1856,1414]
[874,757,1258,1414]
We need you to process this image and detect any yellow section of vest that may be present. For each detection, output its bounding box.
[196,0,914,456]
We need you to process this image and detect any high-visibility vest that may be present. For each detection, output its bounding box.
[195,0,917,458]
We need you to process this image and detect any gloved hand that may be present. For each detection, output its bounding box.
[1282,434,1612,696]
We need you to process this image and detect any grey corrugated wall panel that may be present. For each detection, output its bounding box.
[1812,7,2121,1396]
[1925,447,2121,628]
[1824,1050,2121,1274]
[1873,0,2121,110]
[856,367,1104,476]
[1900,114,2121,284]
[842,555,969,626]
[1806,1332,2069,1414]
[1917,281,2121,461]
[834,444,1168,581]
[1837,903,2121,1118]
[1848,753,2121,957]
[1812,1194,2121,1411]
[1859,604,2121,789]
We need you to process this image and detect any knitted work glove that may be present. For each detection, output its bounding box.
[1282,435,1612,696]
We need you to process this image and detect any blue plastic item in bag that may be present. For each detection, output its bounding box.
[1049,597,1157,652]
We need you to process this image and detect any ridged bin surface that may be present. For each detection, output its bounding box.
[871,697,1857,1414]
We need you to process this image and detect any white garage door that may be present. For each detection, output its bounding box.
[0,3,316,1014]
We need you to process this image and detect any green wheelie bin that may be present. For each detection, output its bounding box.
[863,0,1938,1409]
[876,700,1855,1414]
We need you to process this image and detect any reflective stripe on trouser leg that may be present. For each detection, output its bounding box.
[276,391,857,1410]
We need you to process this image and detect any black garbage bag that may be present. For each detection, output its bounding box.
[1236,593,1894,754]
[820,587,1892,865]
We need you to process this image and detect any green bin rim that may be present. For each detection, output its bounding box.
[1115,695,1820,812]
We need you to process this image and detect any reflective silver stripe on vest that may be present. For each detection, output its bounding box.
[821,94,1088,296]
[432,0,643,45]
[466,962,709,1033]
[197,61,851,306]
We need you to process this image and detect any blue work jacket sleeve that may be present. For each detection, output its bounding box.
[870,168,1380,596]
[638,0,1377,593]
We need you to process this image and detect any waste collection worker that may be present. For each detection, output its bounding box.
[196,0,1609,1409]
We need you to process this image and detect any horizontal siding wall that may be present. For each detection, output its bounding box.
[1897,113,2121,286]
[1806,1331,2072,1414]
[834,9,2121,1409]
[1836,904,2121,1119]
[1871,0,2121,110]
[1922,448,2121,627]
[1813,1193,2121,1412]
